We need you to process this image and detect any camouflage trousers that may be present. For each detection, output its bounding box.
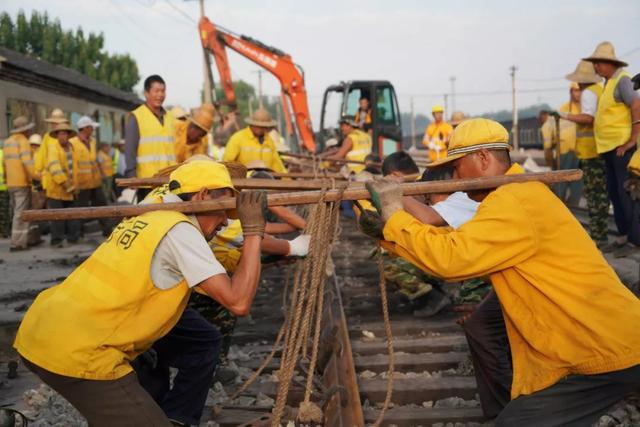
[581,157,609,244]
[457,278,492,304]
[383,256,439,300]
[189,293,236,365]
[0,191,10,238]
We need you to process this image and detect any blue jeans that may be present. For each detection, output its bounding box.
[135,308,222,426]
[602,147,640,245]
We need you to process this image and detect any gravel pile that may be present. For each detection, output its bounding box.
[21,384,87,426]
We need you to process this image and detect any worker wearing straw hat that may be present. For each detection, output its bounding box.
[560,60,609,248]
[223,108,287,173]
[3,116,39,251]
[15,160,267,426]
[174,104,217,163]
[365,117,640,426]
[325,115,372,174]
[39,108,70,193]
[583,41,640,256]
[422,105,454,162]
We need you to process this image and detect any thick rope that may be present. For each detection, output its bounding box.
[372,248,395,426]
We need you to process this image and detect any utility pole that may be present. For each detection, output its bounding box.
[248,95,254,116]
[410,97,416,149]
[510,65,519,150]
[253,70,264,108]
[450,76,456,115]
[444,93,449,119]
[198,0,214,104]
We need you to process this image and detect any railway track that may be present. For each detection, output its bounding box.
[206,219,486,426]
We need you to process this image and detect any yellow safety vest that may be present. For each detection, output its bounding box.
[223,127,287,173]
[69,136,101,190]
[595,70,632,153]
[37,134,57,191]
[211,144,224,161]
[0,149,6,191]
[132,105,176,178]
[98,150,114,178]
[423,122,453,162]
[210,220,244,273]
[574,84,603,160]
[14,210,193,380]
[45,141,75,201]
[174,120,209,164]
[3,133,34,188]
[346,129,372,174]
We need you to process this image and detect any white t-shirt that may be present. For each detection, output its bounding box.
[580,89,598,117]
[432,191,480,229]
[146,193,226,290]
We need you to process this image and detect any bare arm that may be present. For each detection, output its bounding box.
[563,113,594,125]
[328,137,353,160]
[261,234,291,255]
[268,205,306,230]
[402,196,447,226]
[265,222,297,234]
[198,235,262,316]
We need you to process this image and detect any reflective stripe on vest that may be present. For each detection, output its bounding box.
[575,83,603,160]
[132,105,176,178]
[346,129,372,173]
[595,70,632,153]
[14,210,193,380]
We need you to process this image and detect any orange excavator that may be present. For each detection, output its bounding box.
[198,16,403,156]
[198,17,315,152]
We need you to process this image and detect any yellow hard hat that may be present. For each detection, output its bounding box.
[428,118,510,168]
[169,160,236,195]
[432,105,444,113]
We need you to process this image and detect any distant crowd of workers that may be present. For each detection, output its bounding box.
[4,39,640,427]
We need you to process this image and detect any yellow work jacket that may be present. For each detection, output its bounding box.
[98,150,114,178]
[345,130,372,174]
[69,136,101,190]
[541,114,578,155]
[422,122,453,162]
[3,133,34,188]
[210,219,244,273]
[14,210,194,380]
[381,163,640,399]
[595,70,632,153]
[223,127,287,173]
[575,84,603,160]
[45,141,75,201]
[174,120,209,164]
[0,149,6,191]
[132,105,176,177]
[37,133,58,191]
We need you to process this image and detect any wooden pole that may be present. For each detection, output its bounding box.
[22,170,582,222]
[116,177,342,190]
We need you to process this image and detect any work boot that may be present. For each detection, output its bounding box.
[413,289,451,318]
[601,236,628,253]
[212,365,238,385]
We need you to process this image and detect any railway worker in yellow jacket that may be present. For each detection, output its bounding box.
[37,108,69,193]
[124,75,176,201]
[422,105,453,162]
[14,160,267,427]
[70,116,111,236]
[3,116,38,251]
[45,123,80,247]
[584,41,640,255]
[174,104,216,163]
[326,115,372,174]
[223,108,287,173]
[366,118,640,427]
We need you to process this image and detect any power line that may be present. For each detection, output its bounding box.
[401,86,567,99]
[163,0,197,24]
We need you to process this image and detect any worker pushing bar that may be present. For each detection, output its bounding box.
[22,169,582,222]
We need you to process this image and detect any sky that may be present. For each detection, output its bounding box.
[3,0,640,127]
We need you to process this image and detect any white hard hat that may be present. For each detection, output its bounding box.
[77,115,100,130]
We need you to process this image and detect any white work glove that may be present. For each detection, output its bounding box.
[287,234,311,257]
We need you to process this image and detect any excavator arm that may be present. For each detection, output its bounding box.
[199,17,316,152]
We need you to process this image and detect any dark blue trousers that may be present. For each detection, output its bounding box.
[135,308,222,426]
[602,147,640,245]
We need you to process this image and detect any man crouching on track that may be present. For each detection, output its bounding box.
[365,118,640,427]
[13,161,266,426]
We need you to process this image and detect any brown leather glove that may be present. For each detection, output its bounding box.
[237,190,267,237]
[365,178,404,222]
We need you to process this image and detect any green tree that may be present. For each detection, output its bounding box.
[0,10,140,93]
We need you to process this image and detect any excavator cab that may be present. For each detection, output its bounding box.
[319,80,402,156]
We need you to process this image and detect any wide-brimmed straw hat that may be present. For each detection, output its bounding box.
[189,104,218,132]
[171,105,189,120]
[29,134,43,146]
[45,108,68,124]
[245,109,277,128]
[49,122,77,138]
[428,118,510,168]
[339,115,359,128]
[450,111,467,126]
[10,116,35,134]
[583,41,628,67]
[565,60,602,84]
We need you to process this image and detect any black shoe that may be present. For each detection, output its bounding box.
[613,243,636,258]
[9,246,28,252]
[413,290,451,318]
[213,365,238,385]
